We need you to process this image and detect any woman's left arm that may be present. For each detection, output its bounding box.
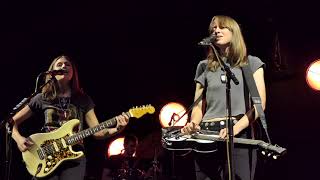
[220,67,266,138]
[233,67,266,135]
[85,109,129,139]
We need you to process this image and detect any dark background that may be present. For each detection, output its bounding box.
[1,0,320,179]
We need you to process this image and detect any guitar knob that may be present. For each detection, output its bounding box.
[272,155,278,160]
[48,156,53,160]
[261,151,266,156]
[220,121,225,126]
[44,168,49,172]
[47,162,52,166]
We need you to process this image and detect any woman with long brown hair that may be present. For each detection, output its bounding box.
[11,55,129,180]
[182,15,266,180]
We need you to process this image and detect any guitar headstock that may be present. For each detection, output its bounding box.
[258,141,287,159]
[128,105,155,118]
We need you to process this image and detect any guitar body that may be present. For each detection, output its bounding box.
[162,130,287,158]
[21,105,156,178]
[22,119,84,178]
[163,135,218,153]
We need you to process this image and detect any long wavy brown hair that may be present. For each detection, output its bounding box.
[207,15,248,71]
[42,55,83,101]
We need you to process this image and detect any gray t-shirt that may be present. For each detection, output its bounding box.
[194,55,264,120]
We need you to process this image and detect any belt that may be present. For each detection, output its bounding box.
[202,116,237,122]
[200,118,238,132]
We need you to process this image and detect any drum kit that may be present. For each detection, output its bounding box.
[112,149,161,180]
[114,167,144,180]
[112,131,163,180]
[113,157,162,180]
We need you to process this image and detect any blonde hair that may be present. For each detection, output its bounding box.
[207,15,248,71]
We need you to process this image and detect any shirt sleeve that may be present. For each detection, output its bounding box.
[28,93,43,113]
[81,93,95,113]
[194,60,208,86]
[248,55,265,73]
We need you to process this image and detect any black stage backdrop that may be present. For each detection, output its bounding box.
[1,1,320,180]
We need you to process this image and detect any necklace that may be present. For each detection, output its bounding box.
[58,97,71,119]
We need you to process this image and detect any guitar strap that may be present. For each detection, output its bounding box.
[241,60,269,180]
[241,63,271,143]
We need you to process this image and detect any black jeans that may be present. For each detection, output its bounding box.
[194,129,257,180]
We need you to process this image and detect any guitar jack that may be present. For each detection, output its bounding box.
[32,163,42,180]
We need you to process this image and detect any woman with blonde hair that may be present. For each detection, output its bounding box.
[182,15,266,180]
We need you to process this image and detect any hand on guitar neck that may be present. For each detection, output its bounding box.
[115,112,130,131]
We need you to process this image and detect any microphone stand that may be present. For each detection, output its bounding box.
[0,75,57,180]
[151,147,158,180]
[165,98,204,180]
[166,113,178,180]
[165,101,196,179]
[209,43,239,180]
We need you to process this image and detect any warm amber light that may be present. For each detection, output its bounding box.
[107,137,124,157]
[159,102,188,127]
[306,59,320,91]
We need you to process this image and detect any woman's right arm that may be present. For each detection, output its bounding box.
[11,105,34,152]
[190,83,205,125]
[181,83,204,134]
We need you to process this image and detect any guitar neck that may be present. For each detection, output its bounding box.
[66,112,130,145]
[193,133,286,155]
[193,134,261,146]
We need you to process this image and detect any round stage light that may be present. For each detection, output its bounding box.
[159,102,188,127]
[306,59,320,91]
[107,137,124,158]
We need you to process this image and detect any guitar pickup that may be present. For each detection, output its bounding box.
[52,141,60,152]
[37,148,45,160]
[60,138,68,148]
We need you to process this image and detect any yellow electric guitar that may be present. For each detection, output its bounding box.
[22,105,155,178]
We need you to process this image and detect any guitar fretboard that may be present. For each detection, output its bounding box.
[192,133,286,155]
[65,117,117,145]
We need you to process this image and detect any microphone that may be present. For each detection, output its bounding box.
[198,34,216,45]
[42,69,67,75]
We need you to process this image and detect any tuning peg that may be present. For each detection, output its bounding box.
[272,155,278,160]
[267,152,272,157]
[261,151,266,156]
